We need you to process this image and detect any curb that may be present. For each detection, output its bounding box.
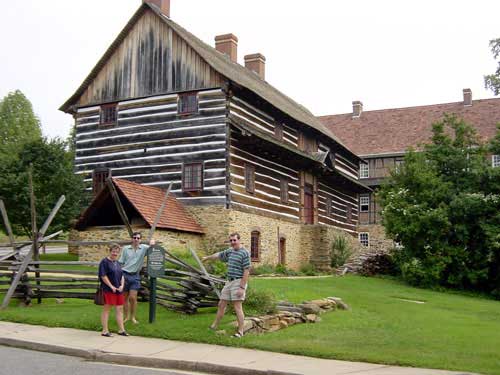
[0,337,302,375]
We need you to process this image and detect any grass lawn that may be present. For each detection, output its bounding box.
[0,275,499,374]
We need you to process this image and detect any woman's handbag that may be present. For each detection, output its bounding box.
[94,287,105,305]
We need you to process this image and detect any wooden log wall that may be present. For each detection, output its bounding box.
[76,10,223,108]
[334,153,359,180]
[317,181,358,233]
[228,96,300,220]
[74,89,227,205]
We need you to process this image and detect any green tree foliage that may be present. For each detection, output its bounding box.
[378,115,500,297]
[0,90,42,160]
[485,38,500,95]
[0,138,87,236]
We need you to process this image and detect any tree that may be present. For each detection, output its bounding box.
[485,38,500,95]
[0,138,88,236]
[378,115,500,297]
[0,90,42,160]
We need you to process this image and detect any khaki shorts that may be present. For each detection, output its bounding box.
[221,279,247,301]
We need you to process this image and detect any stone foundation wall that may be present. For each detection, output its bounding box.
[358,224,395,253]
[228,209,305,269]
[71,226,203,262]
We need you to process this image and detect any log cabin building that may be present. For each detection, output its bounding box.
[320,89,500,251]
[61,0,369,270]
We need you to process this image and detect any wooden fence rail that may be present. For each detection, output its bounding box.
[0,254,224,314]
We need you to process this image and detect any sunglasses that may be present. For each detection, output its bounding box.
[229,239,238,242]
[132,237,141,240]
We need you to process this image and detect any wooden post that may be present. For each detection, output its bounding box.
[106,179,133,238]
[189,247,221,298]
[0,200,15,250]
[1,195,66,309]
[28,167,41,304]
[147,183,172,242]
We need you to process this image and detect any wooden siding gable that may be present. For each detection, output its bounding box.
[65,8,223,110]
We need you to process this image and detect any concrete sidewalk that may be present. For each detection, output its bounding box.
[0,322,474,375]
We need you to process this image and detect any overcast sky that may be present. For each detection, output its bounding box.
[1,0,499,139]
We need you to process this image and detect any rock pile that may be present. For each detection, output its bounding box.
[231,297,349,335]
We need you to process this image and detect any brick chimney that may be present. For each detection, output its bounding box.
[463,88,472,106]
[143,0,170,17]
[215,34,238,63]
[244,53,266,80]
[352,101,363,118]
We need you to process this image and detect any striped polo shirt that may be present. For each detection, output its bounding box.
[219,247,251,279]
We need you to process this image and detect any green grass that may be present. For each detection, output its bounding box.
[1,275,499,374]
[38,253,97,272]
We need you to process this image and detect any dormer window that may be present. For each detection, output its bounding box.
[99,103,117,127]
[178,92,198,115]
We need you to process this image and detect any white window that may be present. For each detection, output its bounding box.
[493,155,500,168]
[359,232,369,247]
[359,163,369,179]
[359,195,370,212]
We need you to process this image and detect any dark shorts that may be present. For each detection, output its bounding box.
[123,272,141,292]
[104,292,125,306]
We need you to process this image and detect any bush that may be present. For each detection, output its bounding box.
[275,264,299,276]
[206,260,227,277]
[241,288,277,315]
[359,253,398,276]
[299,263,318,276]
[251,264,275,275]
[330,235,352,268]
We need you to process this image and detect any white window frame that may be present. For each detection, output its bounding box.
[359,232,369,247]
[493,155,500,168]
[359,163,369,179]
[359,195,370,212]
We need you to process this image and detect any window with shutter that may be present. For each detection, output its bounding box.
[99,103,117,127]
[250,231,260,261]
[245,164,255,194]
[178,92,198,115]
[182,163,203,191]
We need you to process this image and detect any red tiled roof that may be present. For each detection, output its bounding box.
[319,98,500,156]
[113,178,204,234]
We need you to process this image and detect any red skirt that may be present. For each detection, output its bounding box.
[103,291,125,306]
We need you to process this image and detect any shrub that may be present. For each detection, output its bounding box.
[359,252,398,276]
[330,235,352,268]
[251,264,275,275]
[206,260,227,277]
[299,263,318,276]
[274,264,299,276]
[241,288,277,315]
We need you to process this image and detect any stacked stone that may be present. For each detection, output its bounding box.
[336,249,389,275]
[230,297,349,335]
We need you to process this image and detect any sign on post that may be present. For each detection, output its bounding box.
[147,245,165,323]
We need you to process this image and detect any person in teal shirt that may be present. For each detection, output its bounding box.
[119,232,155,324]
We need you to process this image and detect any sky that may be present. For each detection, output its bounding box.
[1,0,499,140]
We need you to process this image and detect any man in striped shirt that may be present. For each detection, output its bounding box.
[202,232,250,337]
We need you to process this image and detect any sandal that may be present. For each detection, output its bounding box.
[231,331,244,338]
[117,331,130,336]
[101,332,113,337]
[209,325,217,331]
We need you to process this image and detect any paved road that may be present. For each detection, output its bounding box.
[0,346,204,375]
[0,246,67,257]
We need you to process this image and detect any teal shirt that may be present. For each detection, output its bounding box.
[119,244,149,273]
[219,247,251,279]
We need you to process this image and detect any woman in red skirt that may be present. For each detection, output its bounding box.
[98,243,128,337]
